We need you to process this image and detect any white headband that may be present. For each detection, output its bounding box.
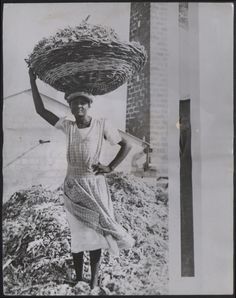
[65,91,94,103]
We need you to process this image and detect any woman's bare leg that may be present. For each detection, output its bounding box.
[89,249,102,289]
[72,252,84,282]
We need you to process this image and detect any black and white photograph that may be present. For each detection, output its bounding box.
[2,2,234,296]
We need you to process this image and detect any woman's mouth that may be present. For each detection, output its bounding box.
[75,109,84,113]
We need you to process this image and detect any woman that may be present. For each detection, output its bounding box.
[29,68,134,289]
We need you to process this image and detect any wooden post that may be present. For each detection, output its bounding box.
[179,99,195,276]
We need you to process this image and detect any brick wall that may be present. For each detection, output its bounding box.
[150,3,168,175]
[126,2,151,142]
[126,2,168,176]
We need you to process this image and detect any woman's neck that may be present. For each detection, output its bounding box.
[75,115,92,128]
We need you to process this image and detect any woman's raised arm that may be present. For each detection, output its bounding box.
[29,68,59,126]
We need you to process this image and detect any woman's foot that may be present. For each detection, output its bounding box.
[89,280,98,289]
[89,275,100,289]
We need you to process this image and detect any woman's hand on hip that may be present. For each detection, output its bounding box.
[92,163,112,175]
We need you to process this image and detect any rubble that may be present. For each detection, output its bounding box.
[3,173,168,295]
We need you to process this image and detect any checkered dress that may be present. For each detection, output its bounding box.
[55,117,134,255]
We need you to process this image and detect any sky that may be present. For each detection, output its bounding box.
[3,3,131,128]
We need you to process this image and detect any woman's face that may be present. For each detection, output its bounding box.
[70,97,90,117]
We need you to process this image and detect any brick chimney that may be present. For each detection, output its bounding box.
[126,3,168,176]
[126,2,151,143]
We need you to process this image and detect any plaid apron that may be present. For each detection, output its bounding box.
[63,118,134,253]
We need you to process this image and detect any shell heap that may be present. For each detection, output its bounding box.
[25,22,147,95]
[3,173,168,295]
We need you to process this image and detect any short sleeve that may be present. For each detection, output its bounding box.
[54,117,72,135]
[104,119,122,146]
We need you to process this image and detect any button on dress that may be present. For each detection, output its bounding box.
[55,117,134,255]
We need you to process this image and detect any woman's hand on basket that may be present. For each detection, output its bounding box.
[92,162,112,175]
[29,68,37,81]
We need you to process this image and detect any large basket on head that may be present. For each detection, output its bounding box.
[25,21,148,96]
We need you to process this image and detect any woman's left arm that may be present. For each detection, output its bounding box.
[92,137,132,175]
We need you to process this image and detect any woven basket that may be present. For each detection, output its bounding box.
[25,22,147,95]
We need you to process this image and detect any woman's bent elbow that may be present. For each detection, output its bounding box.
[127,143,132,151]
[119,138,132,153]
[124,142,132,153]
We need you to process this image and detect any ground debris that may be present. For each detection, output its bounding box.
[3,173,168,295]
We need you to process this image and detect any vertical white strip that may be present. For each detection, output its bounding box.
[188,1,202,284]
[167,3,180,294]
[169,3,203,293]
[199,3,234,294]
